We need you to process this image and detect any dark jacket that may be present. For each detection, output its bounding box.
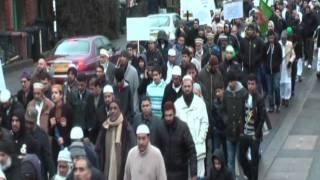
[68,89,91,128]
[157,30,172,63]
[302,12,318,39]
[145,49,165,67]
[113,82,134,122]
[11,109,40,157]
[206,149,233,180]
[30,126,56,179]
[223,82,248,142]
[20,154,42,180]
[219,59,243,86]
[161,81,183,111]
[86,93,104,142]
[0,100,24,130]
[16,89,33,109]
[239,36,264,74]
[263,41,283,74]
[132,113,161,143]
[48,103,73,162]
[212,98,226,131]
[245,92,267,140]
[3,157,21,180]
[95,118,136,180]
[104,62,116,83]
[155,117,197,180]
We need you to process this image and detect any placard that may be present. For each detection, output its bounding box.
[126,18,150,41]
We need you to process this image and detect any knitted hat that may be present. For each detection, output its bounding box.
[0,89,11,103]
[168,49,176,56]
[58,148,72,162]
[70,126,84,140]
[69,142,86,158]
[20,70,32,80]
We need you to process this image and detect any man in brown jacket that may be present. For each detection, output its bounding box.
[26,82,54,133]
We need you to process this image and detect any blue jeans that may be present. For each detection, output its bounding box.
[226,140,239,179]
[266,72,281,108]
[212,129,227,161]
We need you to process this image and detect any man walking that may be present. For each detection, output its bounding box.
[124,124,166,180]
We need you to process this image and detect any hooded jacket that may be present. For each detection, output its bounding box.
[206,149,233,180]
[20,154,42,180]
[223,82,248,142]
[157,30,172,63]
[263,41,283,74]
[11,109,40,157]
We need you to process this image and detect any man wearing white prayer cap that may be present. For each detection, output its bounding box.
[124,124,167,180]
[25,82,54,133]
[165,48,178,84]
[175,74,209,179]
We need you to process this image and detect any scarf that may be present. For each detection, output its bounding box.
[103,114,123,179]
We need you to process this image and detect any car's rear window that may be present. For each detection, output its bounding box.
[149,16,170,27]
[54,40,90,55]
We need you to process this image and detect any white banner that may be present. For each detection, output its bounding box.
[223,0,244,21]
[180,0,216,25]
[126,17,150,41]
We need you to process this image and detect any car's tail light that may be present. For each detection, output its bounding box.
[77,59,86,71]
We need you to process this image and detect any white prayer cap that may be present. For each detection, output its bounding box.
[103,84,114,94]
[168,48,176,56]
[149,36,157,42]
[33,82,44,89]
[182,74,193,82]
[0,89,11,103]
[100,48,110,57]
[70,126,84,140]
[195,38,204,44]
[58,147,72,163]
[172,66,182,76]
[136,124,150,135]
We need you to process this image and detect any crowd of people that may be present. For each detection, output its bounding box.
[1,0,320,180]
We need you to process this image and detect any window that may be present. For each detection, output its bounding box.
[54,40,90,55]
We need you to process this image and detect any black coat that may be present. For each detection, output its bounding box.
[161,82,183,111]
[0,100,24,130]
[113,83,134,122]
[3,157,21,180]
[302,12,318,39]
[86,93,104,142]
[132,113,161,143]
[222,83,248,142]
[155,117,197,180]
[263,42,283,74]
[239,36,264,74]
[68,89,91,128]
[16,89,33,109]
[30,126,56,179]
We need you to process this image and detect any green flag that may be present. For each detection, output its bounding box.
[259,0,273,33]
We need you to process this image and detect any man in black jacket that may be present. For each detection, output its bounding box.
[302,5,318,69]
[239,24,264,75]
[25,108,56,179]
[239,74,267,180]
[263,30,283,113]
[0,138,21,180]
[161,65,183,111]
[155,101,197,180]
[222,70,248,178]
[87,78,105,142]
[16,71,33,109]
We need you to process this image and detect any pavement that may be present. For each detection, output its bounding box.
[258,67,320,180]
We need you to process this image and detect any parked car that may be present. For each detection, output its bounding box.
[46,35,113,81]
[148,13,181,41]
